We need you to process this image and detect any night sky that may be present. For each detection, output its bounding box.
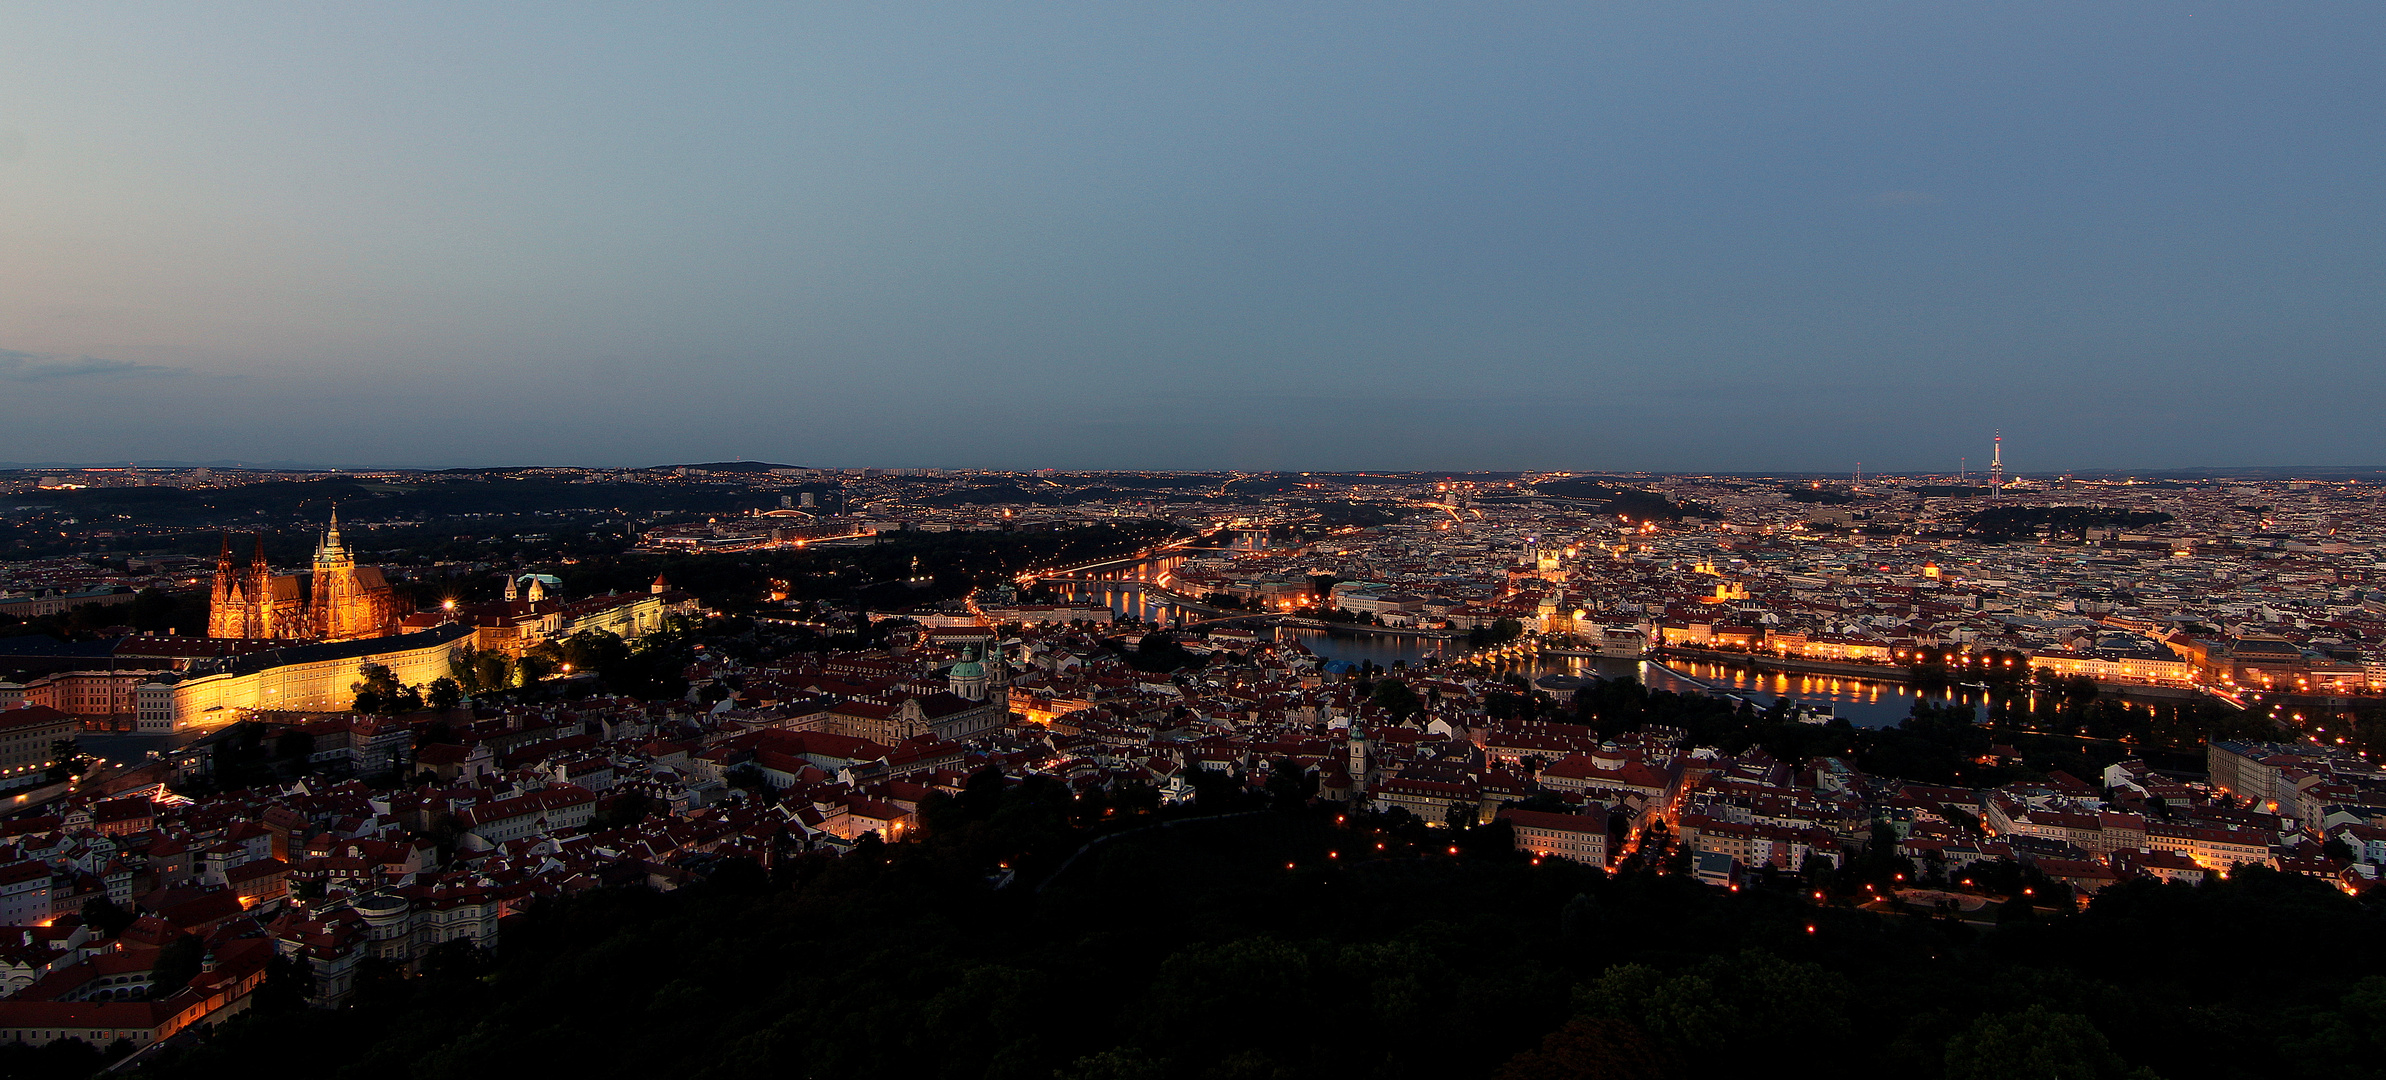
[1,4,2379,472]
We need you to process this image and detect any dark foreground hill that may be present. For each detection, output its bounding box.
[85,788,2386,1080]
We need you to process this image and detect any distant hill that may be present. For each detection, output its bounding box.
[650,461,807,473]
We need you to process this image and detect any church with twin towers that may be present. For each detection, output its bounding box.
[207,509,408,641]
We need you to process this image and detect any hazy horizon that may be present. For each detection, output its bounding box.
[3,4,2381,472]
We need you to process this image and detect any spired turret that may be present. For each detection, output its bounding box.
[308,508,403,640]
[316,507,348,564]
[206,535,242,638]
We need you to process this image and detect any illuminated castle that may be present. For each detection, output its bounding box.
[208,510,407,641]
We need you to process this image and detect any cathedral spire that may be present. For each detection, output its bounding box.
[318,506,345,560]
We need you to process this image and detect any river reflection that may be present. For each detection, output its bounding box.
[1277,628,1453,670]
[1275,628,1983,730]
[1617,658,1986,729]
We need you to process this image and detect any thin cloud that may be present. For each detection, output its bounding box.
[0,349,192,382]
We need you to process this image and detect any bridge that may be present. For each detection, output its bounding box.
[1014,536,1241,584]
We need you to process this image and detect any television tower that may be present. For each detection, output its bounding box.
[1989,431,2005,499]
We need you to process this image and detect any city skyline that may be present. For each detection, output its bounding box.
[8,6,2386,1076]
[3,4,2382,471]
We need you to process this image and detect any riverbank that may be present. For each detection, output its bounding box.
[1657,646,2214,704]
[1278,619,1457,640]
[1657,646,1918,682]
[1541,647,1649,660]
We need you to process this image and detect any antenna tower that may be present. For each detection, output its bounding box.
[1990,432,2005,499]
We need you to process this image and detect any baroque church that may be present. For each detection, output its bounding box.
[207,511,407,641]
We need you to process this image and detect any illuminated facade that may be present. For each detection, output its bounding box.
[207,537,308,639]
[207,512,405,642]
[161,623,474,733]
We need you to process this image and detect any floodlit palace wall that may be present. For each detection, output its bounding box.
[165,624,474,732]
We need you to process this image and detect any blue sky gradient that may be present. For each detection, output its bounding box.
[0,3,2379,471]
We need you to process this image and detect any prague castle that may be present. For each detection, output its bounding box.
[208,511,407,641]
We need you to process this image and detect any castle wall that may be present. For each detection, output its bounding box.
[166,625,472,732]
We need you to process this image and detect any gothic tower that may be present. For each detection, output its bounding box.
[248,537,276,639]
[308,508,403,640]
[206,535,242,638]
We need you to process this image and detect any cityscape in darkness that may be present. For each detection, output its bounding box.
[1,6,2382,1080]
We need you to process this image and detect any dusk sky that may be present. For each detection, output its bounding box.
[1,3,2379,473]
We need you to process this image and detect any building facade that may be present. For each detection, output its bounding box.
[207,513,405,642]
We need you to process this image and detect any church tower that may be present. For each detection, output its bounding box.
[308,508,401,640]
[206,535,242,638]
[311,509,356,638]
[1348,723,1372,799]
[247,537,276,639]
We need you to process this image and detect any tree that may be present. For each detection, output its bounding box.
[1574,950,1849,1061]
[1943,1006,2128,1080]
[45,739,87,783]
[591,792,657,830]
[352,665,402,713]
[1369,678,1423,720]
[1495,1018,1679,1080]
[1559,892,1602,951]
[81,897,135,937]
[427,677,464,710]
[470,650,513,693]
[1265,759,1309,811]
[516,651,559,684]
[149,934,206,999]
[960,764,1007,820]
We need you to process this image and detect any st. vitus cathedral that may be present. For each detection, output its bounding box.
[207,510,407,641]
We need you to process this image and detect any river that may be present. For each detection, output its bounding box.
[1065,558,1969,730]
[1277,628,1979,729]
